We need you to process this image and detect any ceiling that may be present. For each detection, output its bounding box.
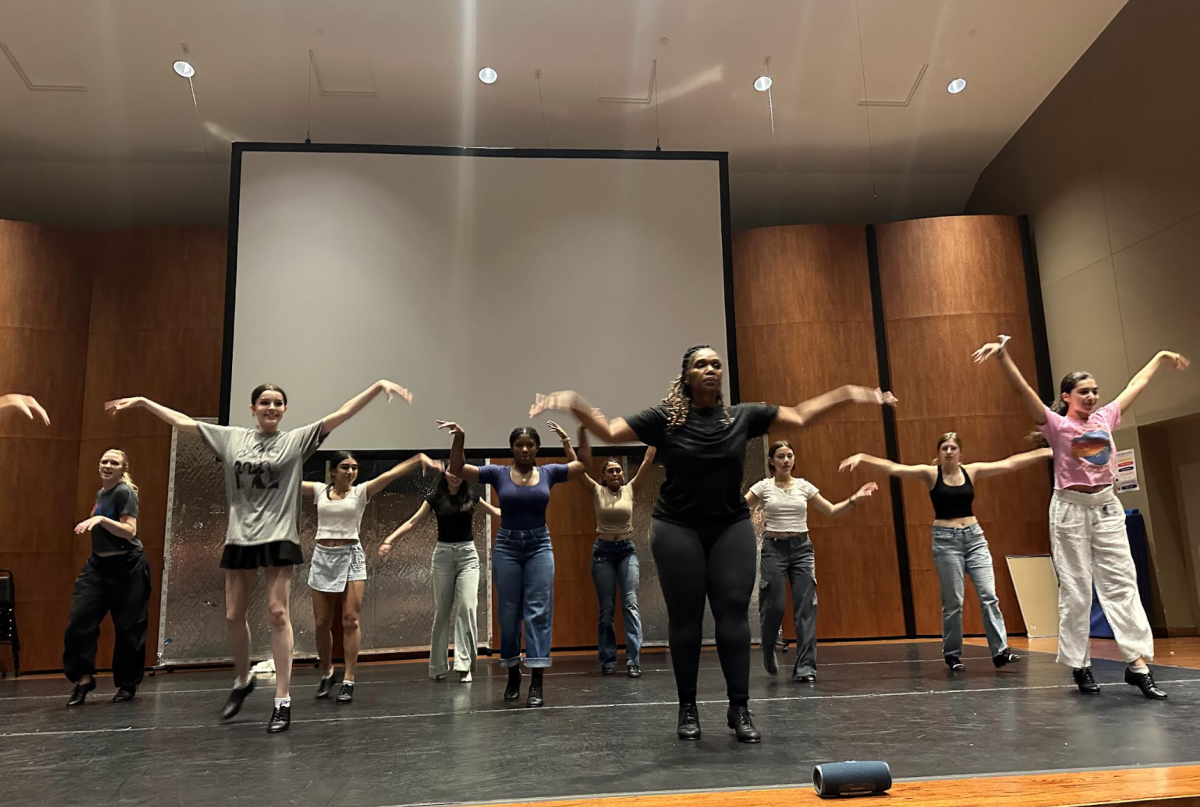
[0,0,1125,231]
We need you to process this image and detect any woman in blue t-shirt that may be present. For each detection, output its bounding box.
[439,419,585,707]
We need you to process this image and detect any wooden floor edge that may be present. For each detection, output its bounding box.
[464,765,1200,807]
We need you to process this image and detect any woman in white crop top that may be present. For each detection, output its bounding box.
[744,440,877,682]
[300,450,441,703]
[576,426,656,677]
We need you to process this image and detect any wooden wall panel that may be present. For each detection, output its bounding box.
[877,215,1052,643]
[733,224,904,639]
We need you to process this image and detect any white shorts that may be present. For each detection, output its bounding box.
[308,543,367,593]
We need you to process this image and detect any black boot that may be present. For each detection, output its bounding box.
[727,704,761,743]
[221,676,256,719]
[945,654,965,671]
[1073,666,1100,694]
[267,703,291,733]
[677,702,701,740]
[993,649,1021,668]
[527,670,544,707]
[66,676,96,707]
[112,686,137,703]
[1125,667,1167,700]
[504,667,521,701]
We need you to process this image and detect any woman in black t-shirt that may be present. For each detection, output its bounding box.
[63,449,150,707]
[379,470,501,682]
[532,344,895,742]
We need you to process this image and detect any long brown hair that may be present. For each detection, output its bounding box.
[932,432,961,465]
[1028,370,1096,447]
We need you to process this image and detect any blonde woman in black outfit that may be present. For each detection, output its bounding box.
[532,344,895,743]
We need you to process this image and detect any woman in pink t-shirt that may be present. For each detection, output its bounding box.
[974,335,1188,700]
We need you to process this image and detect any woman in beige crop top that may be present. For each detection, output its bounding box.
[577,426,656,676]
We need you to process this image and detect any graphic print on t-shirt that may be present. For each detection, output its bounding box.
[1071,430,1113,466]
[233,438,283,490]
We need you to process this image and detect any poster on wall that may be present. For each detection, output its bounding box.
[1116,449,1140,493]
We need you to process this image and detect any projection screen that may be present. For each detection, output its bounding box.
[223,145,734,449]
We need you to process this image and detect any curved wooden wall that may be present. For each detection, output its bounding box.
[733,225,906,639]
[875,216,1051,637]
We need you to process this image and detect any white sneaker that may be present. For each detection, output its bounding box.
[459,670,472,683]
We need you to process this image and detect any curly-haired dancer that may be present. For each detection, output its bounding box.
[531,345,895,742]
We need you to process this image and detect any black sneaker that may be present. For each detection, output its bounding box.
[1124,667,1167,700]
[601,663,616,675]
[993,649,1021,668]
[66,677,96,707]
[793,672,816,683]
[112,686,137,703]
[727,705,761,743]
[315,672,336,700]
[945,654,965,672]
[1073,666,1100,694]
[677,703,701,740]
[627,665,642,679]
[336,681,354,704]
[267,703,291,733]
[527,683,544,708]
[221,676,256,719]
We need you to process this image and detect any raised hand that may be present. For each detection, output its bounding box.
[1160,351,1191,371]
[839,454,864,473]
[972,342,1006,364]
[2,393,51,426]
[105,397,141,416]
[529,391,577,418]
[379,380,413,404]
[436,420,464,436]
[853,482,880,501]
[546,420,569,440]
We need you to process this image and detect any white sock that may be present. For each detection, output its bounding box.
[321,669,335,681]
[1130,663,1150,675]
[233,674,251,689]
[274,696,291,708]
[342,678,354,685]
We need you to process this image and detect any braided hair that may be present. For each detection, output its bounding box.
[662,344,733,430]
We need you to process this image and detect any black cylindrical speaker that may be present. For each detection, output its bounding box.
[812,761,892,797]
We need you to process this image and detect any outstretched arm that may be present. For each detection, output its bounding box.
[839,453,936,483]
[774,386,897,429]
[546,421,586,480]
[365,453,443,498]
[809,482,879,518]
[574,426,598,489]
[1,393,51,426]
[966,448,1054,481]
[530,391,639,443]
[321,380,412,437]
[973,338,1046,425]
[629,446,657,491]
[105,397,199,433]
[378,502,432,558]
[1114,351,1190,414]
[437,421,480,483]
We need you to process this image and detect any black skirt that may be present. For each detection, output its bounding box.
[220,540,304,569]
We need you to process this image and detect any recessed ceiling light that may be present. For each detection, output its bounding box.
[947,77,967,94]
[753,75,772,92]
[173,60,195,78]
[478,67,497,85]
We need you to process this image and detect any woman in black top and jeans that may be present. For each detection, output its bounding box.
[532,344,894,742]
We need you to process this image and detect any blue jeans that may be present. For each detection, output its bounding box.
[493,527,555,668]
[591,538,642,668]
[931,523,1009,658]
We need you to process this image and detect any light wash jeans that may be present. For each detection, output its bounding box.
[493,526,554,668]
[931,523,1008,658]
[429,541,480,677]
[591,538,642,668]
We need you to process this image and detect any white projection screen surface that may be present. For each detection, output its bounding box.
[227,146,731,450]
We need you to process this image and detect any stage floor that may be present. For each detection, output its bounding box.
[3,640,1200,807]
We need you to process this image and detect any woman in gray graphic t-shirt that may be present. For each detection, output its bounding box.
[105,378,412,733]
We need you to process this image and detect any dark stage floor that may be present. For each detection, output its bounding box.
[3,642,1200,807]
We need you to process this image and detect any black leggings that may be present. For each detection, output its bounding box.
[650,517,757,706]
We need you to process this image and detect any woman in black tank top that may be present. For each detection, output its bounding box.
[841,432,1049,671]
